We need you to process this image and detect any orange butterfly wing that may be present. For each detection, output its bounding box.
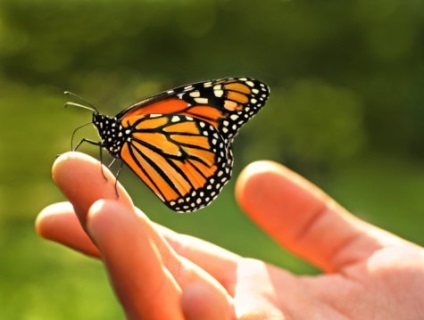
[119,114,232,212]
[89,77,269,212]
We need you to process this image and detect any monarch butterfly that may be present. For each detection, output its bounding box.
[66,77,270,212]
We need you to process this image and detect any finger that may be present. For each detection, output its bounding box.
[88,200,232,319]
[235,161,409,272]
[52,151,133,227]
[35,202,100,257]
[87,200,183,319]
[156,224,240,295]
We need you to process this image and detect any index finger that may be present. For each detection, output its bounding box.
[52,151,133,227]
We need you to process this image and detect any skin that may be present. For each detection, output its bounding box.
[36,152,424,319]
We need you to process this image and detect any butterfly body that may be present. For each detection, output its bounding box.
[71,77,270,212]
[93,114,128,157]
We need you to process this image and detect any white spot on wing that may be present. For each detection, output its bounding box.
[214,89,224,97]
[194,97,208,104]
[189,91,201,98]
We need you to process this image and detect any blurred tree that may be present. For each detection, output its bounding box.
[1,0,423,165]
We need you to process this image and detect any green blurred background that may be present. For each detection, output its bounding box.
[1,0,424,318]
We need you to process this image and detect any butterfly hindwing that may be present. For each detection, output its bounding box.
[118,113,233,212]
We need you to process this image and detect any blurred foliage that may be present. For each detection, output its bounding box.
[1,0,424,318]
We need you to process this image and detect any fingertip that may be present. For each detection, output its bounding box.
[36,202,101,257]
[236,161,274,193]
[86,199,120,238]
[35,202,74,238]
[53,151,92,169]
[52,151,111,189]
[235,160,266,205]
[35,205,53,238]
[86,199,137,246]
[235,160,293,213]
[53,151,97,183]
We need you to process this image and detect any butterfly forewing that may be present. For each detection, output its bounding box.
[177,78,270,143]
[118,77,270,144]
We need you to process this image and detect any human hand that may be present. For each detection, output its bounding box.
[36,152,424,319]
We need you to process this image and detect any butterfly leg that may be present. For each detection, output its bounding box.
[73,138,108,181]
[108,158,116,168]
[112,160,124,198]
[105,157,122,198]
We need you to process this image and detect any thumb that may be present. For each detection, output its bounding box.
[235,161,408,272]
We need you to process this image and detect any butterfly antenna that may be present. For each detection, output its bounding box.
[64,91,99,114]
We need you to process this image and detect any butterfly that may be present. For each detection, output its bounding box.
[66,77,270,212]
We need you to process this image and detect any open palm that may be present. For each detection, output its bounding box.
[37,152,424,319]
